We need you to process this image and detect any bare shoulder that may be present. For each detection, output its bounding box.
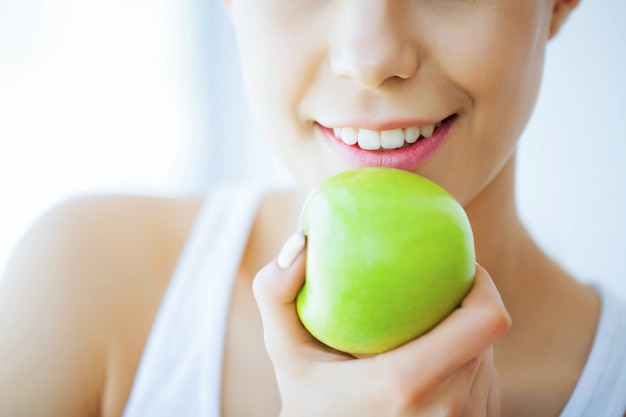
[0,193,203,417]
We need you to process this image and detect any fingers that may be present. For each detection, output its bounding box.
[446,347,500,417]
[254,246,508,416]
[467,347,495,416]
[486,365,502,417]
[378,264,511,390]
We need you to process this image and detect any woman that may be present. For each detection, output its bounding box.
[1,0,625,416]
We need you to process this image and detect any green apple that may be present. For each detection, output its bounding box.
[296,167,475,355]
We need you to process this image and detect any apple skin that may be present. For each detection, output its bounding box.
[296,167,475,355]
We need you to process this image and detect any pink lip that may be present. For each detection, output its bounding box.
[320,116,455,172]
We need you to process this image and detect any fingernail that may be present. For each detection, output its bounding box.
[277,230,305,268]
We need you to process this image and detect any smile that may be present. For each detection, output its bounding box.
[320,115,455,171]
[332,122,442,152]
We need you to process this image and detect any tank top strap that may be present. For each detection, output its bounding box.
[123,183,266,417]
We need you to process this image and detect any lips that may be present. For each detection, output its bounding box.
[320,115,455,171]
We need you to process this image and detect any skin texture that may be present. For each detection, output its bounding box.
[229,0,550,203]
[1,0,618,416]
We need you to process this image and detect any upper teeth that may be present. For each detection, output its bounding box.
[332,124,438,150]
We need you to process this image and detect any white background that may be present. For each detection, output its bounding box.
[0,0,625,298]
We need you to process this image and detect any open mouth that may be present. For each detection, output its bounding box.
[330,115,455,152]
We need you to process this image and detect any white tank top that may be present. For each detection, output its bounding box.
[122,184,626,417]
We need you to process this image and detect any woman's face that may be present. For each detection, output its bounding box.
[227,0,567,203]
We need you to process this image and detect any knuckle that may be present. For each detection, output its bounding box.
[262,333,282,362]
[251,264,273,302]
[480,302,512,338]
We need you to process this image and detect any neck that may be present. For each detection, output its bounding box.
[464,156,527,295]
[462,155,574,322]
[468,155,601,415]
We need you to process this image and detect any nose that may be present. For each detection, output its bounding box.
[330,0,419,88]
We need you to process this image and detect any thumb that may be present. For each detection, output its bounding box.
[252,231,312,360]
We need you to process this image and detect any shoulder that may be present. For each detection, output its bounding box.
[3,193,204,306]
[0,193,203,417]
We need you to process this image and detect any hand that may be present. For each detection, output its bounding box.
[253,234,511,417]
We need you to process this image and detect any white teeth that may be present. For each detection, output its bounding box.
[341,127,358,145]
[404,127,420,144]
[420,124,435,138]
[357,129,381,150]
[380,129,405,149]
[331,122,442,150]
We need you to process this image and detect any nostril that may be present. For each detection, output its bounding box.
[394,47,419,81]
[330,30,418,88]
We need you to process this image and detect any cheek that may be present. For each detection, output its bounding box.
[230,2,324,137]
[427,5,550,203]
[230,11,289,129]
[231,3,334,188]
[442,6,547,125]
